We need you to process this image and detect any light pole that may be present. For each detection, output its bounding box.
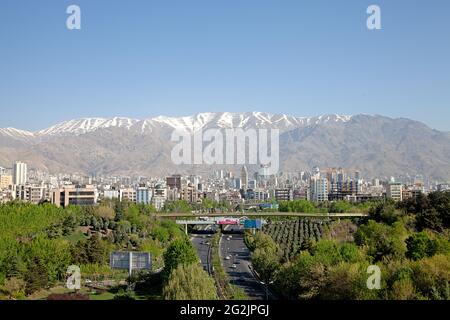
[260,280,274,300]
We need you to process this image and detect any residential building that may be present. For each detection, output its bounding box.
[274,188,293,201]
[136,187,152,205]
[51,185,98,208]
[104,189,119,199]
[152,185,167,210]
[309,177,328,202]
[0,175,12,189]
[386,182,403,201]
[13,161,27,185]
[119,188,137,202]
[166,174,182,190]
[16,185,47,204]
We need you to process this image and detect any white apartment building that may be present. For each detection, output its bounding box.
[309,177,329,202]
[13,161,27,185]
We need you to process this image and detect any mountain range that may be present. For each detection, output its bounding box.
[1,112,449,180]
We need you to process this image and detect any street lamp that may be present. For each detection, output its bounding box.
[260,280,274,300]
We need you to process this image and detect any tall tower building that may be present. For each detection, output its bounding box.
[13,161,27,185]
[240,166,248,190]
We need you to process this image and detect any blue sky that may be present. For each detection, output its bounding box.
[0,0,449,131]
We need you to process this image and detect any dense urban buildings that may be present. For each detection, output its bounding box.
[0,161,444,208]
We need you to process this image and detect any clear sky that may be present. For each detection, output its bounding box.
[1,0,449,131]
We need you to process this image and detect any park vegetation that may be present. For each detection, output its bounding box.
[247,191,450,300]
[0,199,218,300]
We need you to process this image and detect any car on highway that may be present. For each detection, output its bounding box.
[225,255,231,260]
[231,264,237,269]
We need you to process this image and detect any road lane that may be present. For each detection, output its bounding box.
[219,226,267,300]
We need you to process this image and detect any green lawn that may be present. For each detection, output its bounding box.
[64,230,87,244]
[89,291,116,300]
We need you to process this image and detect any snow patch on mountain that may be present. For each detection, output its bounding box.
[1,112,355,137]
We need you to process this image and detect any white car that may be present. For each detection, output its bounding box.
[231,264,237,269]
[225,255,231,260]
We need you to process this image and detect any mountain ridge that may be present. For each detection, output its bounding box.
[1,112,356,137]
[1,112,449,180]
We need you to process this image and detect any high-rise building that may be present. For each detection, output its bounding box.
[309,177,328,202]
[136,187,152,205]
[386,182,403,201]
[240,166,248,190]
[13,161,27,185]
[166,174,182,190]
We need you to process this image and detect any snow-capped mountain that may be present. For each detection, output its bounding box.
[1,112,354,137]
[0,112,449,180]
[36,117,140,136]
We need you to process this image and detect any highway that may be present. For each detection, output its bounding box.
[219,226,269,300]
[190,226,214,275]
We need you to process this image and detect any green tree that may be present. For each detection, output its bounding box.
[411,254,450,300]
[369,200,401,225]
[355,220,407,261]
[24,257,48,295]
[405,232,434,261]
[250,234,281,283]
[163,263,218,300]
[163,238,198,278]
[320,262,377,300]
[72,234,109,265]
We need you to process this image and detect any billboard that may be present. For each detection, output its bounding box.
[244,219,263,229]
[110,251,152,273]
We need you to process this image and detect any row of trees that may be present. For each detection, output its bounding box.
[262,219,328,261]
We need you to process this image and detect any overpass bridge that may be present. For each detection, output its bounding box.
[176,217,246,234]
[173,212,368,234]
[161,212,368,218]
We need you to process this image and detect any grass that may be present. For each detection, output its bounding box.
[64,230,87,244]
[89,291,115,300]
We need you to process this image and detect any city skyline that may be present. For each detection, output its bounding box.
[1,1,450,131]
